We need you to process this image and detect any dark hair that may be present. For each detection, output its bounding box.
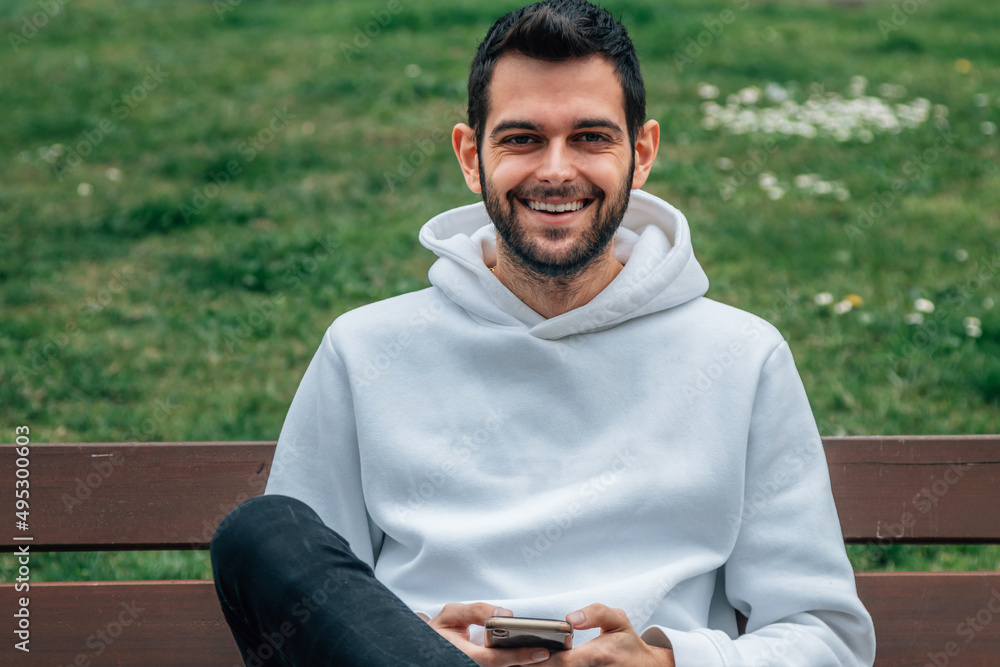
[467,0,646,148]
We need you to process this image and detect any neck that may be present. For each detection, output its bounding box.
[492,241,623,319]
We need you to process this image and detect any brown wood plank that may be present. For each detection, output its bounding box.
[0,580,241,666]
[0,442,275,551]
[858,571,1000,666]
[825,436,1000,544]
[3,436,1000,550]
[3,574,1000,665]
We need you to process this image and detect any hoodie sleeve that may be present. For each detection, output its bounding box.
[644,341,876,666]
[264,327,384,568]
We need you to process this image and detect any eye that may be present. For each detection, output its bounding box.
[503,135,537,146]
[578,132,609,143]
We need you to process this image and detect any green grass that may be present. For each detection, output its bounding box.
[1,0,997,580]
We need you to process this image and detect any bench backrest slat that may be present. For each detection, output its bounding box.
[2,442,274,550]
[826,435,1000,543]
[3,436,999,551]
[2,436,999,666]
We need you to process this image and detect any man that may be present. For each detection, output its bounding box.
[211,1,876,665]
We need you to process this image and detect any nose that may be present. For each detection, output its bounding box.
[534,140,577,185]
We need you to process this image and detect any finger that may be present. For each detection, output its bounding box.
[435,635,548,667]
[432,601,513,629]
[474,646,550,667]
[566,603,632,632]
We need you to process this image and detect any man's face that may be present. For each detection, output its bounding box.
[474,54,636,277]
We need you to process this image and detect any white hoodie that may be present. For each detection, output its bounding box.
[266,189,876,666]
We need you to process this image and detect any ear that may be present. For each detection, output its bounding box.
[452,123,482,193]
[630,119,660,190]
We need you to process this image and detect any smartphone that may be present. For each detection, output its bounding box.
[484,616,574,651]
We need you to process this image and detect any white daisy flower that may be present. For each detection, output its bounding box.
[814,292,834,306]
[738,86,761,105]
[765,82,789,103]
[697,83,720,100]
[758,172,778,188]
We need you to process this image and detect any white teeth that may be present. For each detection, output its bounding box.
[526,199,586,213]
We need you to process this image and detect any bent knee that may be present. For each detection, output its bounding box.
[210,495,309,569]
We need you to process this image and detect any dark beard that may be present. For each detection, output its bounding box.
[480,157,633,278]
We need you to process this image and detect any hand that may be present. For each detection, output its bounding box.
[538,603,675,666]
[426,602,551,666]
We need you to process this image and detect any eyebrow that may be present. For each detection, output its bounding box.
[488,118,625,140]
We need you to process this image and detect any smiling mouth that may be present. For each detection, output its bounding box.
[523,199,592,214]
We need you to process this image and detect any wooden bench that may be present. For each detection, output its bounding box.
[3,436,999,666]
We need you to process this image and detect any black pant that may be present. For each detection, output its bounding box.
[210,494,478,666]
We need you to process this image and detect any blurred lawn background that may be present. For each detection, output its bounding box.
[1,0,997,581]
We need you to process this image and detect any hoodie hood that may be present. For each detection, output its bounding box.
[418,189,709,340]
